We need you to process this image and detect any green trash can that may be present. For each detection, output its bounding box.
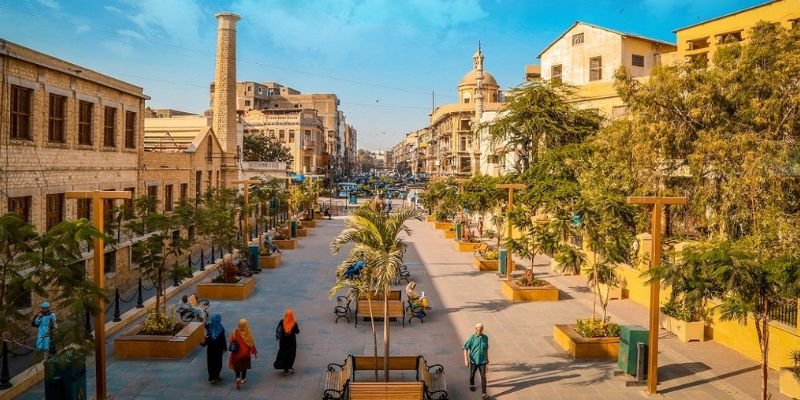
[45,353,86,400]
[498,248,508,276]
[618,325,649,375]
[290,220,298,238]
[455,223,462,241]
[248,244,260,273]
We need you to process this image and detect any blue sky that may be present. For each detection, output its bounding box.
[0,0,764,150]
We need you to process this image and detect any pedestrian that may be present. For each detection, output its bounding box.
[464,322,489,399]
[204,314,227,384]
[32,301,56,356]
[477,216,484,238]
[229,318,257,390]
[273,308,300,375]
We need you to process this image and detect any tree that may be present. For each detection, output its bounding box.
[617,23,800,400]
[196,188,240,254]
[331,204,423,381]
[0,214,42,347]
[243,133,293,167]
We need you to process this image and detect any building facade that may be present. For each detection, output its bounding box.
[241,108,325,175]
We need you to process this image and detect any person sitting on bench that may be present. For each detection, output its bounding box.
[406,281,430,310]
[232,250,253,277]
[263,233,281,254]
[178,295,205,321]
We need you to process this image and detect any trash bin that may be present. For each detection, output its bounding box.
[455,223,462,241]
[248,244,260,273]
[498,248,508,276]
[349,195,357,204]
[290,220,298,238]
[618,325,649,375]
[45,353,86,400]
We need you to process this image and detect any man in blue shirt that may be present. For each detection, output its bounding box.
[463,322,489,398]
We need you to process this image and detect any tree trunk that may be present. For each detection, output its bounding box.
[155,268,162,317]
[758,300,770,400]
[591,251,598,320]
[383,289,390,382]
[367,297,378,382]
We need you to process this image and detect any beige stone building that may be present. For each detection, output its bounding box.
[0,39,148,293]
[241,108,325,175]
[388,128,427,178]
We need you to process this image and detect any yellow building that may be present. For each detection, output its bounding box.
[538,21,676,118]
[241,108,326,175]
[428,45,503,178]
[674,0,800,64]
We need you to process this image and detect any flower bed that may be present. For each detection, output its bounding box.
[196,276,256,300]
[553,323,619,359]
[114,321,204,359]
[454,240,481,252]
[434,222,454,231]
[296,227,308,237]
[259,254,282,269]
[443,229,456,239]
[501,279,559,302]
[472,255,499,271]
[274,238,298,249]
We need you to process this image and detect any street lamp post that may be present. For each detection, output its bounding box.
[626,196,687,395]
[65,190,132,400]
[232,179,263,251]
[496,183,526,279]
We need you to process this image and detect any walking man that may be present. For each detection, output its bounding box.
[33,301,56,356]
[464,322,489,399]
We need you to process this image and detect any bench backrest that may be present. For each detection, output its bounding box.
[418,357,431,386]
[342,355,353,387]
[353,355,420,372]
[349,382,423,400]
[359,290,402,301]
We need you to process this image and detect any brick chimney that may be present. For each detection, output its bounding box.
[212,12,240,184]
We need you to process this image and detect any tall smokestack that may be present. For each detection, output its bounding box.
[213,12,240,183]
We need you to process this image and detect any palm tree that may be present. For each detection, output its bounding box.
[331,203,423,381]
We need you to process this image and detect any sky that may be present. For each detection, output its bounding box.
[0,0,766,150]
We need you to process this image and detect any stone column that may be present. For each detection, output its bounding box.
[213,12,241,186]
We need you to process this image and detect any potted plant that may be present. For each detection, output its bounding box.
[659,299,705,342]
[501,269,559,302]
[443,226,456,239]
[554,318,620,359]
[272,231,297,250]
[197,255,255,300]
[780,350,800,399]
[473,248,500,271]
[454,228,482,252]
[258,246,281,269]
[114,307,204,359]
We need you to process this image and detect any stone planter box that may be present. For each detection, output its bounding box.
[303,220,317,228]
[553,324,619,359]
[315,213,324,220]
[660,313,705,342]
[780,368,800,399]
[197,277,256,300]
[426,215,435,222]
[259,254,282,269]
[591,283,624,300]
[434,222,453,231]
[443,230,456,239]
[454,240,480,252]
[114,321,204,359]
[501,279,559,302]
[274,239,297,249]
[472,255,499,271]
[296,228,308,237]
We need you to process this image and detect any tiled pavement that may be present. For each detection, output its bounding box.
[18,213,788,399]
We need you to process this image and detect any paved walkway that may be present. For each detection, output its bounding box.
[18,215,788,399]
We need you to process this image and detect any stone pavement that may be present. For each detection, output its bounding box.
[18,214,788,399]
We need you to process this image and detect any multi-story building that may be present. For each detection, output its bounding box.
[388,129,427,178]
[538,21,676,118]
[343,124,357,178]
[674,0,799,64]
[426,45,503,178]
[0,39,148,292]
[241,108,325,175]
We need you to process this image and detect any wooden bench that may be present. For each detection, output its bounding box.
[406,300,427,325]
[333,295,352,324]
[322,355,352,400]
[349,382,423,400]
[418,357,448,400]
[352,355,420,372]
[355,290,405,328]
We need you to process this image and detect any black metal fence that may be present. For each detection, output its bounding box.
[770,299,798,328]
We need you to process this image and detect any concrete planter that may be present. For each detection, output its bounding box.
[259,254,282,269]
[443,230,456,239]
[196,277,256,300]
[501,279,559,302]
[472,255,499,271]
[591,283,624,300]
[314,213,324,220]
[553,324,619,359]
[296,228,308,237]
[274,239,297,250]
[434,222,454,231]
[780,368,800,399]
[303,220,317,228]
[426,215,435,222]
[454,240,480,252]
[114,322,204,359]
[660,313,705,342]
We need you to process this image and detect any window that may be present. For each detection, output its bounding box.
[164,184,173,212]
[632,54,645,67]
[125,111,136,148]
[104,251,116,274]
[103,198,114,225]
[48,94,67,143]
[459,136,467,152]
[78,100,93,145]
[463,97,470,104]
[195,171,202,199]
[103,106,116,147]
[686,37,709,50]
[215,171,220,188]
[123,187,135,217]
[289,131,295,143]
[551,64,562,84]
[10,85,32,140]
[269,130,276,138]
[77,198,92,220]
[589,57,602,81]
[612,105,628,120]
[180,183,188,200]
[46,193,64,231]
[459,119,470,131]
[206,171,212,192]
[572,33,584,45]
[8,196,32,223]
[146,185,158,212]
[244,100,251,106]
[171,230,180,243]
[206,140,213,163]
[717,31,743,44]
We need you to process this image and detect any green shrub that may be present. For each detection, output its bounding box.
[517,269,548,287]
[140,309,182,336]
[660,299,706,322]
[575,318,620,338]
[480,250,499,260]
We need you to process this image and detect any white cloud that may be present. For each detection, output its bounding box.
[75,23,90,33]
[104,5,123,14]
[120,0,204,44]
[34,0,59,10]
[102,40,134,57]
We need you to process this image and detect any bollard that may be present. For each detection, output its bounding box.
[85,310,92,339]
[136,278,144,308]
[211,245,216,261]
[199,248,206,271]
[0,341,11,389]
[112,288,122,322]
[173,261,180,287]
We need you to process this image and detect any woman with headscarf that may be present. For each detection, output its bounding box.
[273,309,300,375]
[204,314,226,384]
[229,318,257,389]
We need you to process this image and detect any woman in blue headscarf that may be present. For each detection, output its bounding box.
[32,301,56,355]
[204,314,227,384]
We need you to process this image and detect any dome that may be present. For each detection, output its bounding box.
[458,70,499,89]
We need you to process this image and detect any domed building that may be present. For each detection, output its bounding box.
[423,45,504,178]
